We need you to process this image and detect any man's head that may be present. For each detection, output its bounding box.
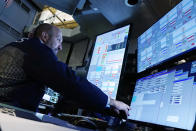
[34,23,63,55]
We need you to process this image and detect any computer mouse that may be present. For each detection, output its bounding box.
[75,118,97,129]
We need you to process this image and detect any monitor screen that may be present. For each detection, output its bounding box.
[42,88,59,104]
[137,0,196,73]
[87,25,130,99]
[128,60,196,130]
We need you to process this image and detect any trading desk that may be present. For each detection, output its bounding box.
[0,113,79,131]
[0,103,94,131]
[0,103,136,131]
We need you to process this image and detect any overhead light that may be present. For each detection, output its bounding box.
[125,0,138,7]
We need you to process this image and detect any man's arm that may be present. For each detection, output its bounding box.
[22,38,130,115]
[22,39,108,111]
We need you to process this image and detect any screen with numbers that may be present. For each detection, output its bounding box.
[87,25,130,99]
[137,0,196,73]
[129,60,196,130]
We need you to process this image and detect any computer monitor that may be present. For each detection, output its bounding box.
[137,0,196,73]
[87,25,131,99]
[42,88,59,104]
[128,60,196,130]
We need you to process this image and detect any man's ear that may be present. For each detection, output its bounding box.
[40,32,49,43]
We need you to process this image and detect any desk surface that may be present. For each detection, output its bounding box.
[0,112,78,131]
[0,103,132,131]
[0,103,94,131]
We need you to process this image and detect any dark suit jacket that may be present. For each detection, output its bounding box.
[0,38,108,111]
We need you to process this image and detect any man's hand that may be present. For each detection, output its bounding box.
[109,98,130,118]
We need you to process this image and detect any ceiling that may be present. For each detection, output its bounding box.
[31,0,182,39]
[31,0,80,14]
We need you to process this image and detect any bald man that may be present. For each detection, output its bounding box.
[0,23,130,117]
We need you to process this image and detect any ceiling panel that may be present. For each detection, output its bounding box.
[31,0,80,14]
[89,0,136,25]
[30,0,182,40]
[74,0,182,38]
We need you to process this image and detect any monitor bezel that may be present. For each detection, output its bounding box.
[127,119,187,131]
[137,49,196,78]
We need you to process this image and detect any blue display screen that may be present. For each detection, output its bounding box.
[137,0,196,73]
[87,25,130,99]
[128,60,196,130]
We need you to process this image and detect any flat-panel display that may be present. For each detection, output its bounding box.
[138,0,196,72]
[87,25,130,99]
[129,60,196,130]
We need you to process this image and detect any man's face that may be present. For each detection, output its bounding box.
[46,27,63,55]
